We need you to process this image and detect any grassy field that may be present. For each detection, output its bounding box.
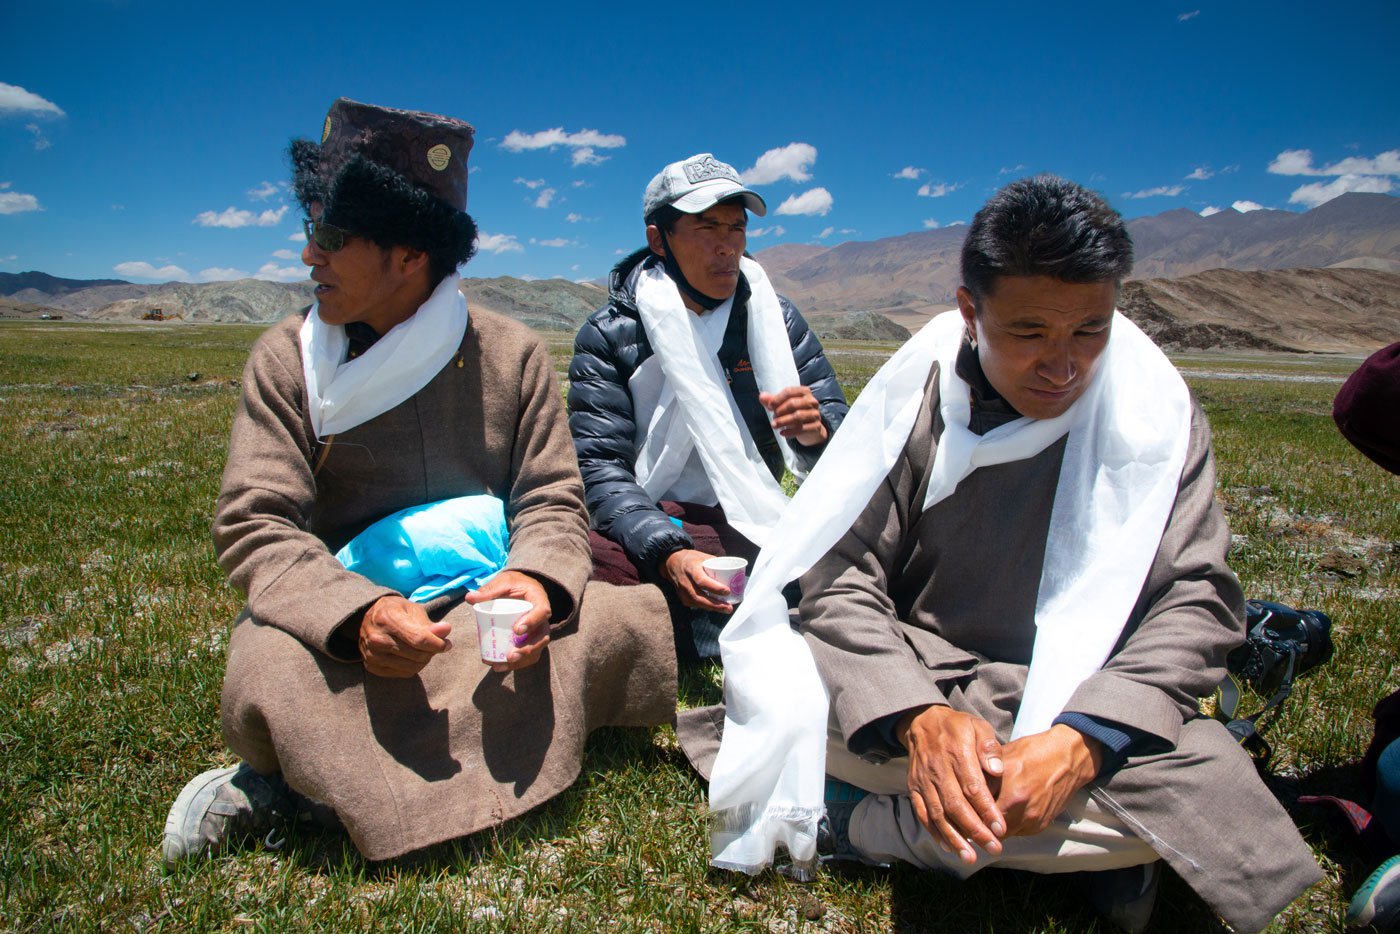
[1,321,1395,932]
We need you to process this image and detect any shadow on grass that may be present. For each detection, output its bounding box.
[256,723,697,879]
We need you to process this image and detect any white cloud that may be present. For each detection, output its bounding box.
[1123,185,1186,199]
[477,231,523,254]
[742,143,817,185]
[193,205,288,228]
[114,261,189,280]
[197,267,251,282]
[1288,174,1393,208]
[923,219,941,229]
[0,186,41,214]
[1186,167,1213,180]
[565,212,585,223]
[1178,9,1200,21]
[1,254,17,263]
[1232,200,1265,213]
[748,225,787,238]
[534,187,557,209]
[998,164,1028,175]
[289,230,306,242]
[254,263,305,282]
[893,166,925,180]
[571,180,588,188]
[1199,205,1223,217]
[774,187,834,216]
[514,176,547,190]
[530,237,574,248]
[247,181,279,200]
[917,181,960,198]
[946,220,966,227]
[0,82,64,117]
[1268,148,1400,177]
[1267,149,1317,176]
[271,249,300,260]
[25,124,51,151]
[818,226,834,238]
[500,128,626,156]
[572,146,608,166]
[1267,147,1400,206]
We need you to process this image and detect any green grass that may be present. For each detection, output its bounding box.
[1,321,1395,932]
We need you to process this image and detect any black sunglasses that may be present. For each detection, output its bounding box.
[303,217,351,252]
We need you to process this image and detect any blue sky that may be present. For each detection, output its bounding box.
[2,0,1396,285]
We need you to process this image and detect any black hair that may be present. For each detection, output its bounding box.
[289,139,478,286]
[960,174,1133,303]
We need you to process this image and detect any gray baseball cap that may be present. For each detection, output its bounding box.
[643,153,767,220]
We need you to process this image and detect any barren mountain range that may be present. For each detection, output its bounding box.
[3,192,1397,351]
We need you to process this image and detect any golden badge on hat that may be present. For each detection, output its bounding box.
[426,144,452,171]
[322,116,332,143]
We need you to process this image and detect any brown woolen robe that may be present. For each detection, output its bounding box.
[680,366,1322,932]
[214,307,675,860]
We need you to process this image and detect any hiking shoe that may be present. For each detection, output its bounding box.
[161,763,295,865]
[817,779,887,866]
[1347,854,1400,932]
[1075,860,1161,934]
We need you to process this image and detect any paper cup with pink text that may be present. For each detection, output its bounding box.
[474,598,532,663]
[702,556,748,605]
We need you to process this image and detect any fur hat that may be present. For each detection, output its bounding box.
[290,98,478,281]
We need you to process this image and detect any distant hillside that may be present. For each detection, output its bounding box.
[756,192,1400,327]
[0,271,132,298]
[0,297,67,319]
[463,277,606,331]
[92,280,317,323]
[1120,267,1400,353]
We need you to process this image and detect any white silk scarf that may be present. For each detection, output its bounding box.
[707,309,1191,877]
[300,272,468,439]
[631,256,802,547]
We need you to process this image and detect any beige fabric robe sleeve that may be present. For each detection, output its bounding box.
[802,367,1244,751]
[212,311,591,660]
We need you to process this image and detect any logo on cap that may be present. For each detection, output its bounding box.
[684,155,738,185]
[426,144,451,171]
[322,116,332,143]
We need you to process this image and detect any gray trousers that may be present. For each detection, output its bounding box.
[824,724,1158,878]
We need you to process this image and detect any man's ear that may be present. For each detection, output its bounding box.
[645,224,666,257]
[956,286,978,333]
[396,246,431,276]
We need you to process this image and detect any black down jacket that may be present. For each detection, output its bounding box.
[568,248,849,573]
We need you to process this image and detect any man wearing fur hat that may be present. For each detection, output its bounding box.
[160,99,675,863]
[568,153,848,660]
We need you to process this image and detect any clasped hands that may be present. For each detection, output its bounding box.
[894,705,1103,865]
[356,570,551,678]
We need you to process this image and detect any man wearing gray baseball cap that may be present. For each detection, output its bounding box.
[567,153,849,660]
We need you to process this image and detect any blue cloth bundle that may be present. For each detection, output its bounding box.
[334,495,509,603]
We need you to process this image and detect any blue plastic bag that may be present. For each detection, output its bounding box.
[335,495,509,603]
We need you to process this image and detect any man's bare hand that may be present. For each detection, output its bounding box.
[993,724,1103,837]
[897,705,1007,864]
[358,595,452,678]
[466,570,553,672]
[759,386,827,447]
[659,549,735,613]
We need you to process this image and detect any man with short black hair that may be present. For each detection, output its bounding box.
[684,176,1322,931]
[160,98,675,864]
[568,153,848,659]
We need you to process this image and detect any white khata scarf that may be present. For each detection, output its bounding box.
[299,272,468,439]
[707,308,1191,878]
[631,255,802,547]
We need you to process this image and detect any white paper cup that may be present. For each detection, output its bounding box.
[473,598,533,663]
[702,556,748,605]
